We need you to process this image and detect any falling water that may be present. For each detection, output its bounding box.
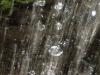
[9,43,17,75]
[0,0,100,75]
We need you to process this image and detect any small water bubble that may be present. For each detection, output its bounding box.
[47,70,55,75]
[63,41,69,47]
[98,2,100,5]
[84,39,88,42]
[28,70,35,75]
[38,25,45,31]
[14,39,17,41]
[42,63,45,66]
[22,50,25,55]
[37,21,45,31]
[41,25,45,31]
[20,24,23,31]
[34,0,46,7]
[5,26,9,30]
[98,39,100,42]
[91,10,96,16]
[64,5,69,13]
[62,39,70,47]
[41,15,44,18]
[56,22,62,30]
[89,66,94,75]
[59,40,69,47]
[17,62,20,69]
[41,69,55,75]
[54,2,63,11]
[52,13,58,18]
[48,45,63,56]
[76,45,81,50]
[20,24,23,27]
[21,39,24,43]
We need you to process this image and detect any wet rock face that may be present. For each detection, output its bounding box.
[0,0,100,75]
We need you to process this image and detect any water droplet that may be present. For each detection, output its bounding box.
[54,2,63,11]
[34,0,46,7]
[56,22,62,30]
[91,10,96,16]
[49,45,63,56]
[28,70,35,75]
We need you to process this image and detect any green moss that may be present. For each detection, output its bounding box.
[16,0,34,4]
[0,0,34,11]
[0,0,12,10]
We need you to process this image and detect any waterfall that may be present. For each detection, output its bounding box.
[0,0,100,75]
